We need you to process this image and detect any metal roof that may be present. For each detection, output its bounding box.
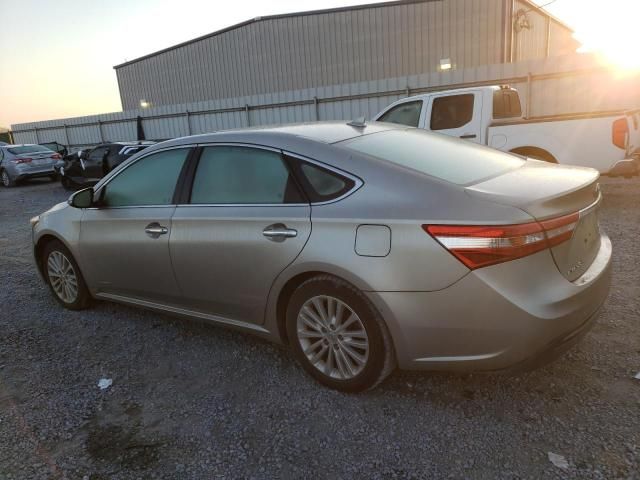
[113,0,573,70]
[113,1,434,69]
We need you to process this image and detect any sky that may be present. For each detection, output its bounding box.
[0,0,637,128]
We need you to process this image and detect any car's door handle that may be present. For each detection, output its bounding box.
[145,223,169,237]
[263,224,297,241]
[460,134,477,139]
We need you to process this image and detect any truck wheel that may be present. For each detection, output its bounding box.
[510,147,557,164]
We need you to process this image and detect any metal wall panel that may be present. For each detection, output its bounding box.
[115,0,508,110]
[12,54,640,148]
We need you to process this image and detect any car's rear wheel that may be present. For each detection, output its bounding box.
[1,170,14,187]
[42,240,91,310]
[286,275,395,392]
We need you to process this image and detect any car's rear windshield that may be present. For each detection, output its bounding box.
[8,145,53,155]
[340,129,524,185]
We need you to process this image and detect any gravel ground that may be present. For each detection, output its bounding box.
[0,177,638,480]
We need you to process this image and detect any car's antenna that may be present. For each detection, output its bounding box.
[347,116,367,128]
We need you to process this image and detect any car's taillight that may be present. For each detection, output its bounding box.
[12,157,32,164]
[612,118,628,150]
[51,153,62,160]
[423,212,579,270]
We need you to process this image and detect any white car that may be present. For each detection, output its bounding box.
[374,86,640,176]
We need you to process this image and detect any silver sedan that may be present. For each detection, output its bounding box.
[1,144,61,187]
[31,122,611,392]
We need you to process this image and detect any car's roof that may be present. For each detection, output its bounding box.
[254,121,404,144]
[161,121,405,149]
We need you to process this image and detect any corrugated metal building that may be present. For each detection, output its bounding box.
[114,0,579,110]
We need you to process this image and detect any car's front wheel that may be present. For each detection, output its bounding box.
[42,240,91,310]
[286,275,395,392]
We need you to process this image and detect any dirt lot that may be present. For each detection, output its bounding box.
[0,178,638,480]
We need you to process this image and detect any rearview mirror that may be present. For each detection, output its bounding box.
[68,187,94,208]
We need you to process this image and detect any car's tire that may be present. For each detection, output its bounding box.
[1,169,15,187]
[286,275,396,392]
[42,240,91,310]
[49,173,58,182]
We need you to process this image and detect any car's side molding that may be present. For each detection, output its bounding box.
[95,292,273,336]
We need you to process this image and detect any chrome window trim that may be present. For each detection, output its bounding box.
[89,141,363,210]
[195,142,281,154]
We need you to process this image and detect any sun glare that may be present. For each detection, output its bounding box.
[569,0,640,71]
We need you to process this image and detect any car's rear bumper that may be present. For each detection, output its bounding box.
[366,234,612,371]
[15,167,56,180]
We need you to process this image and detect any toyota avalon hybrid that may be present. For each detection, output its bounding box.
[30,122,611,392]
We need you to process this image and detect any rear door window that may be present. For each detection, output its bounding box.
[378,101,423,127]
[285,156,356,203]
[430,94,474,130]
[493,89,522,119]
[190,146,304,204]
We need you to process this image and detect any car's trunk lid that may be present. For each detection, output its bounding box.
[16,151,56,167]
[465,160,602,281]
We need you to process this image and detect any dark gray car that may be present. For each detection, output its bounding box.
[30,122,611,391]
[1,144,60,187]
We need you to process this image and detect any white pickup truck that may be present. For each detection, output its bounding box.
[373,86,640,176]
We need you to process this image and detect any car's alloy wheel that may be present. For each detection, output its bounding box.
[47,251,79,303]
[287,275,395,392]
[42,240,91,310]
[296,295,370,380]
[1,170,12,187]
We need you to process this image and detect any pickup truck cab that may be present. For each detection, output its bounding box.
[374,86,640,176]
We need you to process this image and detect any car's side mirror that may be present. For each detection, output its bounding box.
[68,187,94,208]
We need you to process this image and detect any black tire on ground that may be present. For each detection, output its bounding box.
[42,239,92,310]
[286,274,396,392]
[1,170,15,187]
